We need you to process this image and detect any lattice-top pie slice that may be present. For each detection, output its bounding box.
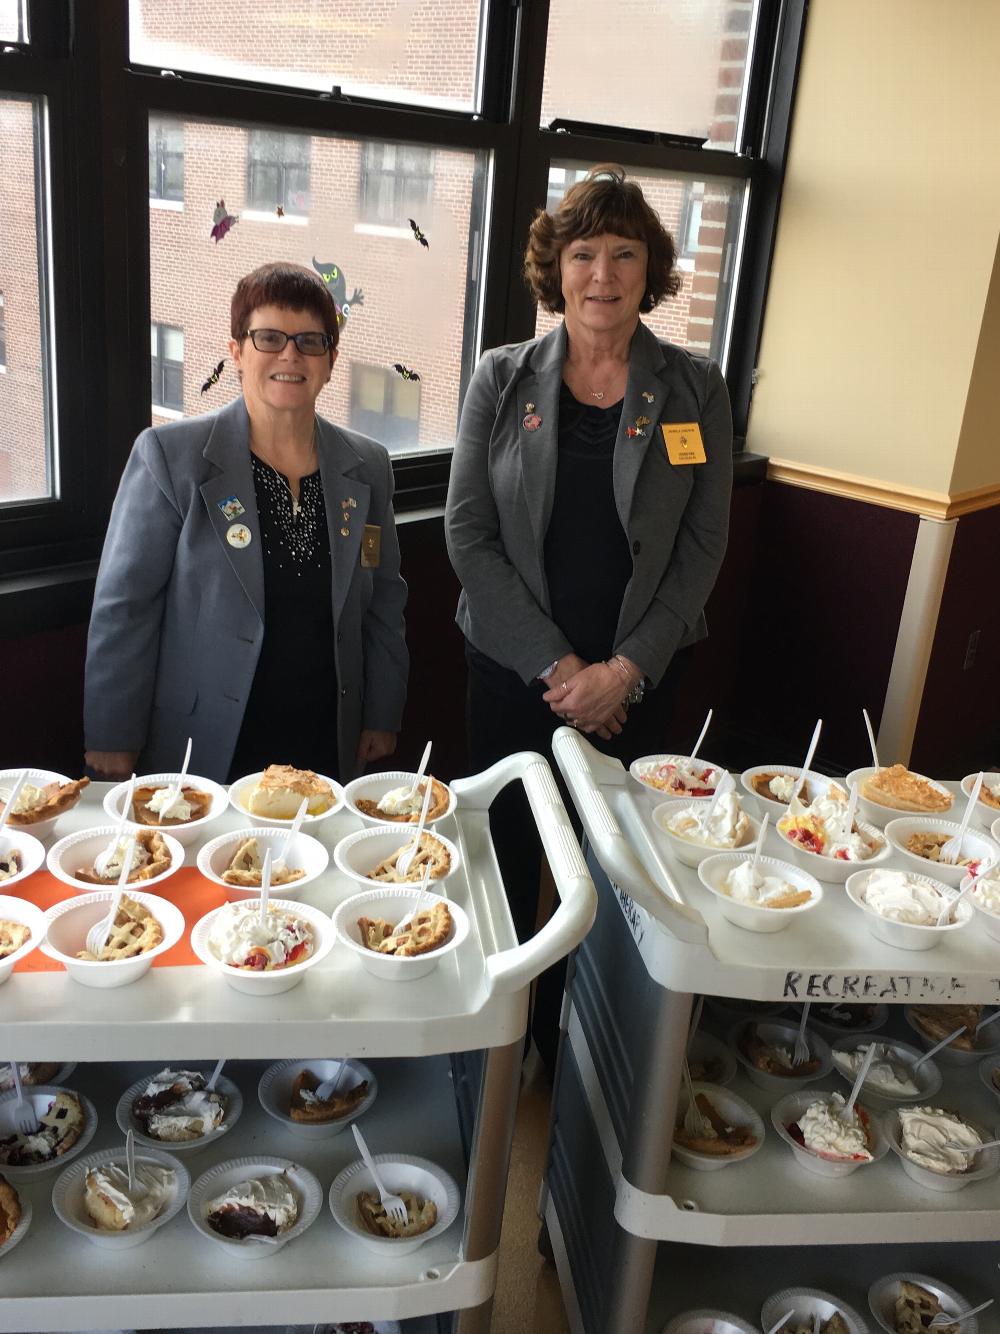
[77,892,163,961]
[356,1188,437,1238]
[221,837,305,887]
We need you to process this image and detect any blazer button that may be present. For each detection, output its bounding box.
[632,540,641,555]
[340,687,347,697]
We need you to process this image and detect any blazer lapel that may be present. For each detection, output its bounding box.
[518,324,567,559]
[316,419,370,627]
[613,323,672,531]
[200,398,265,623]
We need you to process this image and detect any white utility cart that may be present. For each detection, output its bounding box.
[0,752,597,1334]
[544,727,1000,1334]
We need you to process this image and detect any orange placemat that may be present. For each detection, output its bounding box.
[13,868,228,973]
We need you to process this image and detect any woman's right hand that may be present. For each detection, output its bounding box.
[85,750,139,780]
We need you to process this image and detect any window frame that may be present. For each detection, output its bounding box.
[244,126,311,216]
[149,322,183,413]
[358,139,435,227]
[147,113,183,203]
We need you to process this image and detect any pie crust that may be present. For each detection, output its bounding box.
[787,1316,850,1334]
[221,837,305,887]
[904,831,978,868]
[74,828,172,885]
[131,785,213,826]
[358,902,452,957]
[0,1090,85,1166]
[741,1024,821,1076]
[673,1092,758,1155]
[861,763,952,813]
[0,1063,60,1091]
[76,892,164,961]
[0,1174,21,1244]
[354,776,450,823]
[84,1170,131,1231]
[367,833,451,883]
[289,1068,370,1123]
[356,1188,437,1238]
[910,1004,983,1051]
[247,764,334,819]
[0,919,29,959]
[979,784,1000,812]
[0,776,89,826]
[895,1280,958,1334]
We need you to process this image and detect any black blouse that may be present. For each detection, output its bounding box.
[227,453,340,779]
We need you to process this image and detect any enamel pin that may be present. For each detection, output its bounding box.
[226,523,252,549]
[627,415,652,439]
[642,391,655,403]
[523,413,542,432]
[218,495,245,520]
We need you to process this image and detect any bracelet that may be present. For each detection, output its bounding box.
[607,655,645,706]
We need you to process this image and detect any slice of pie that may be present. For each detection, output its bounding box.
[910,1004,983,1050]
[221,837,305,887]
[247,765,334,819]
[0,852,22,883]
[674,1092,758,1156]
[861,763,952,813]
[359,902,452,958]
[741,1025,821,1076]
[76,892,164,961]
[355,776,450,823]
[0,776,89,826]
[131,784,213,826]
[356,1188,437,1238]
[357,916,395,951]
[895,1280,958,1334]
[751,772,808,805]
[0,920,29,958]
[74,828,172,885]
[0,1174,21,1244]
[0,1063,60,1092]
[289,1068,370,1123]
[367,833,451,883]
[0,1090,85,1165]
[206,1171,298,1238]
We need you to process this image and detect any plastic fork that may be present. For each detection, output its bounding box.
[157,736,192,824]
[312,1059,348,1104]
[839,782,860,843]
[407,740,432,801]
[686,995,705,1054]
[840,1040,877,1121]
[912,1024,967,1070]
[975,1009,1000,1037]
[940,772,982,865]
[0,772,27,835]
[125,1128,149,1200]
[258,849,272,926]
[936,877,977,927]
[114,772,138,837]
[680,707,713,786]
[351,1123,407,1227]
[790,719,822,803]
[862,707,880,771]
[941,1139,1000,1153]
[764,1312,795,1334]
[793,1002,811,1066]
[681,1057,709,1138]
[703,770,736,823]
[205,1058,226,1091]
[929,1298,994,1327]
[272,797,308,877]
[750,814,769,877]
[396,777,434,878]
[84,835,136,958]
[6,1061,39,1136]
[393,862,435,938]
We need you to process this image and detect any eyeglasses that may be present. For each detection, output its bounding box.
[242,328,333,356]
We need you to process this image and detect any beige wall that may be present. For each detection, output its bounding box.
[748,0,1000,495]
[952,230,1000,494]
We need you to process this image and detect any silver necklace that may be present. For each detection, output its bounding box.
[252,428,317,518]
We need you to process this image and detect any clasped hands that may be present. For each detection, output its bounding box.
[542,652,639,740]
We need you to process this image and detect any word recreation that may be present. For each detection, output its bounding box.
[782,972,986,1003]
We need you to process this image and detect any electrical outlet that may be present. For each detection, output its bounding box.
[963,628,981,671]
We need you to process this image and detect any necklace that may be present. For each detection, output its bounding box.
[251,427,317,518]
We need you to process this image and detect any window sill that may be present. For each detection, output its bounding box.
[151,405,184,421]
[242,209,308,226]
[353,222,411,239]
[149,198,183,212]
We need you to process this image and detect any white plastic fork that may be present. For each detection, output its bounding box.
[936,877,977,928]
[929,1298,994,1328]
[764,1312,795,1334]
[272,797,308,877]
[680,707,713,786]
[158,736,192,825]
[790,719,822,803]
[940,772,982,865]
[84,836,136,958]
[793,1002,811,1066]
[258,849,272,927]
[0,772,27,835]
[862,707,880,772]
[205,1057,226,1091]
[975,1009,1000,1037]
[840,1041,877,1121]
[393,862,435,938]
[6,1061,39,1136]
[681,1057,709,1138]
[396,777,434,878]
[912,1024,967,1070]
[941,1138,1000,1153]
[407,740,432,801]
[125,1128,149,1200]
[312,1059,348,1104]
[351,1123,407,1227]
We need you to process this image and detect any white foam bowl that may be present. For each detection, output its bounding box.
[697,853,822,932]
[771,1090,888,1178]
[845,868,973,951]
[258,1058,377,1139]
[884,1107,1000,1192]
[0,892,49,984]
[831,1035,941,1103]
[978,1053,1000,1103]
[329,1152,460,1256]
[52,1144,189,1248]
[0,769,87,842]
[961,773,1000,830]
[0,1194,31,1262]
[763,1288,869,1334]
[116,1069,243,1153]
[846,765,954,829]
[40,890,186,988]
[188,1155,323,1258]
[653,804,760,870]
[672,1081,765,1172]
[332,887,470,983]
[103,773,229,848]
[729,1018,833,1092]
[333,824,461,890]
[739,764,834,823]
[903,1006,1000,1067]
[661,1312,758,1334]
[808,1003,888,1040]
[629,754,728,805]
[196,827,329,902]
[993,815,1000,846]
[774,816,890,885]
[0,1062,76,1094]
[687,1031,738,1087]
[0,831,45,896]
[227,770,344,829]
[342,771,457,827]
[190,898,335,995]
[969,871,1000,943]
[46,824,186,895]
[869,1273,978,1334]
[884,816,998,888]
[0,1086,99,1178]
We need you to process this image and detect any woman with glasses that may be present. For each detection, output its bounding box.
[84,261,408,784]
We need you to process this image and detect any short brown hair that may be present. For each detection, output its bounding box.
[523,164,681,315]
[230,261,340,355]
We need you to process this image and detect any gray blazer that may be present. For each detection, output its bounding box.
[445,321,733,686]
[85,397,408,782]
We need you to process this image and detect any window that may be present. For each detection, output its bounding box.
[0,293,6,370]
[148,116,184,203]
[0,0,26,43]
[245,129,310,216]
[151,324,184,412]
[679,182,706,259]
[359,141,434,227]
[350,364,420,454]
[545,165,588,217]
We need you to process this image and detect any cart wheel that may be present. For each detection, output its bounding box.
[537,1219,554,1264]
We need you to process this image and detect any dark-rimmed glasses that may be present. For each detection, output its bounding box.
[242,328,333,355]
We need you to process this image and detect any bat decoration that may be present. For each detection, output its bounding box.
[210,200,238,243]
[276,205,285,218]
[393,363,420,382]
[408,218,429,249]
[200,359,225,394]
[312,257,364,327]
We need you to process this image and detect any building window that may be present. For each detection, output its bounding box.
[350,364,420,454]
[679,181,705,257]
[246,129,310,215]
[151,323,183,411]
[0,292,6,370]
[359,141,434,226]
[148,116,184,203]
[545,164,589,215]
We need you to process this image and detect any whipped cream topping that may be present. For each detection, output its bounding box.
[145,786,192,821]
[2,782,45,814]
[638,758,720,794]
[87,1161,174,1229]
[376,784,424,816]
[0,851,22,881]
[832,1043,920,1096]
[768,774,799,802]
[863,869,950,925]
[797,1093,872,1160]
[722,860,804,907]
[666,792,751,848]
[139,1068,225,1138]
[208,904,313,969]
[897,1106,983,1174]
[986,780,1000,801]
[780,784,880,861]
[207,1173,297,1229]
[93,836,151,880]
[974,876,1000,916]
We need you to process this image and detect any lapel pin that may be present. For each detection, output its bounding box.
[641,391,655,403]
[340,526,350,537]
[524,401,535,412]
[636,415,652,429]
[226,523,252,549]
[626,426,644,439]
[522,413,543,432]
[218,495,245,520]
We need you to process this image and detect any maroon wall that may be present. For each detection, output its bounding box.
[1,624,88,773]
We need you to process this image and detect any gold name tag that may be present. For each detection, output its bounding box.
[361,524,381,568]
[662,422,707,465]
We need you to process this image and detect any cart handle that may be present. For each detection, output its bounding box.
[451,752,597,997]
[551,727,709,945]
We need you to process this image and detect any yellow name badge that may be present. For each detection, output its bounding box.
[662,422,707,465]
[361,523,381,568]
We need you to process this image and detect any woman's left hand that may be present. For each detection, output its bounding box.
[543,662,629,734]
[357,729,397,767]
